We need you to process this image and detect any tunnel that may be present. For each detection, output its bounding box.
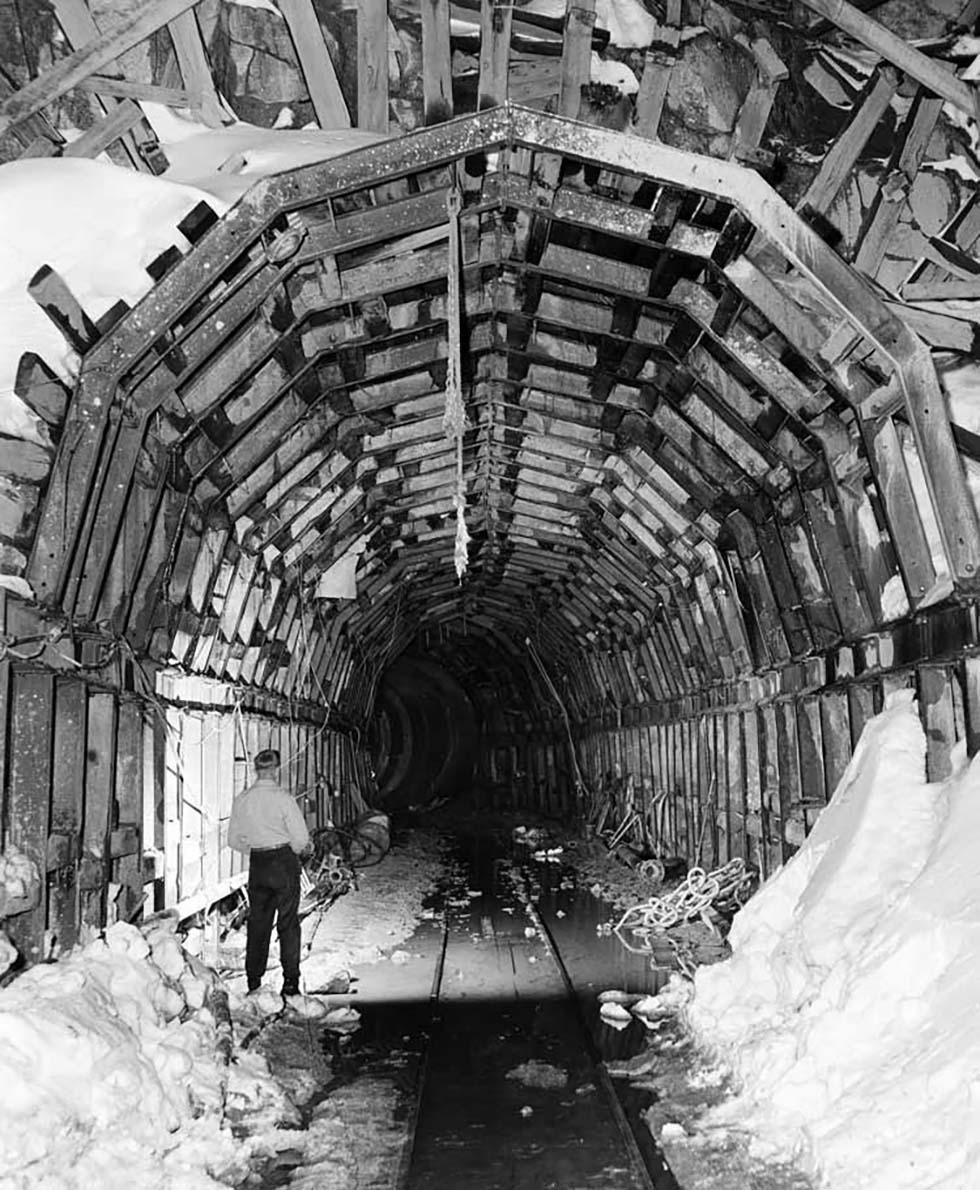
[1,1,980,1186]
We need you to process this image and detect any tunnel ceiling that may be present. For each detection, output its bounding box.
[26,104,980,721]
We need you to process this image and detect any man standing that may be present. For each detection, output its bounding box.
[228,748,320,1014]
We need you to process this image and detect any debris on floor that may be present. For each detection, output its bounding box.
[505,1059,569,1089]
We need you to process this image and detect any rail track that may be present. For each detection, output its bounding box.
[396,853,677,1190]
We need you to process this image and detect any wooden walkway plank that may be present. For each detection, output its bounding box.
[278,0,351,129]
[0,0,199,136]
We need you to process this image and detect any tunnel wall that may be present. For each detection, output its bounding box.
[540,603,980,876]
[0,636,363,966]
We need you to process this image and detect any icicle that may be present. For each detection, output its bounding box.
[444,187,469,580]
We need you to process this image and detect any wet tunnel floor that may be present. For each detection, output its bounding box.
[401,837,670,1190]
[248,824,815,1190]
[313,829,679,1189]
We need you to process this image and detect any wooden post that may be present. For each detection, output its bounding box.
[920,665,956,782]
[633,17,681,140]
[358,0,389,132]
[820,686,852,798]
[796,694,825,834]
[854,92,943,279]
[49,677,87,951]
[777,699,803,857]
[742,706,764,875]
[758,702,782,873]
[421,0,453,124]
[558,0,596,120]
[83,691,117,927]
[278,0,351,129]
[49,0,154,171]
[726,710,746,861]
[847,682,877,751]
[478,0,513,110]
[113,697,144,922]
[730,37,787,164]
[168,8,225,128]
[62,100,145,160]
[7,670,54,963]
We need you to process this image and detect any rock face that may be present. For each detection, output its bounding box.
[207,1,315,127]
[661,33,755,156]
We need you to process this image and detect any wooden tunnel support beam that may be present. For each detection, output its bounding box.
[29,105,980,636]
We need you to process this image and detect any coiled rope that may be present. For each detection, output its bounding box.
[612,858,754,938]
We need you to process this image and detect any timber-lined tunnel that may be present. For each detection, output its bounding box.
[4,0,980,1182]
[4,100,980,957]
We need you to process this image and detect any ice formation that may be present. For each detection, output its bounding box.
[685,689,980,1190]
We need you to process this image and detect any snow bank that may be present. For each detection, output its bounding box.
[686,689,980,1189]
[0,118,385,438]
[152,114,388,204]
[0,157,224,427]
[0,919,286,1189]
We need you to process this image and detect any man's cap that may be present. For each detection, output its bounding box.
[254,748,281,770]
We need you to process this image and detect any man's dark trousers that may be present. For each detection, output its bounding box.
[246,845,301,995]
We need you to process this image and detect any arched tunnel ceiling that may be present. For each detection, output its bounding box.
[27,104,980,719]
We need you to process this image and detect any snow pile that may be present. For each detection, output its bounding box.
[0,919,287,1189]
[296,829,447,990]
[685,689,980,1190]
[0,115,385,426]
[150,110,388,205]
[0,929,16,978]
[0,157,225,424]
[0,843,39,917]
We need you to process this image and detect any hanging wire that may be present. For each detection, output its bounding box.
[444,187,470,581]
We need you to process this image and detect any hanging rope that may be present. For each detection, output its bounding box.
[445,188,469,580]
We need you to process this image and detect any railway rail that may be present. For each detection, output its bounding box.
[394,851,677,1190]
